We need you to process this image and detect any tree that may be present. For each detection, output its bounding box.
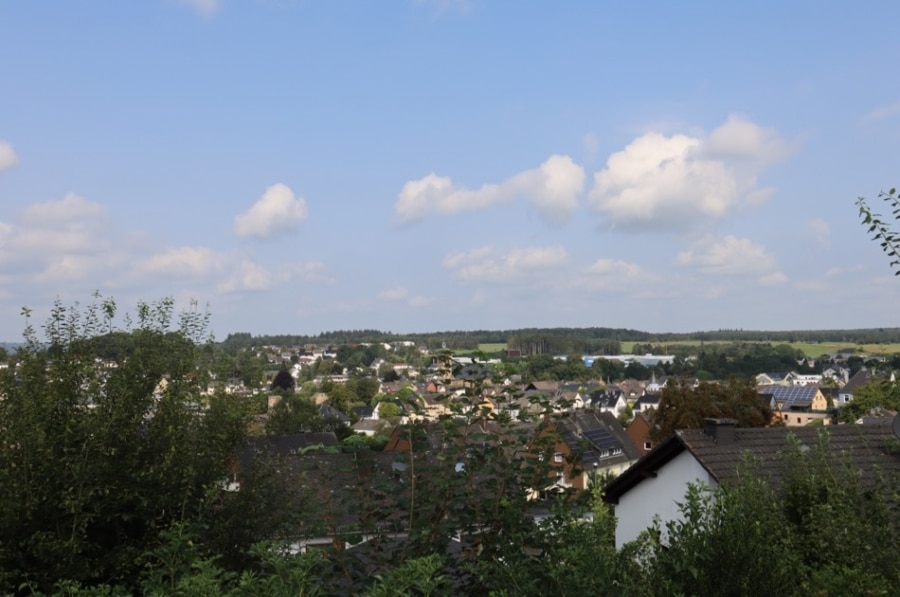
[857,187,900,274]
[650,377,772,442]
[377,401,403,425]
[0,297,252,593]
[270,367,296,392]
[839,378,900,422]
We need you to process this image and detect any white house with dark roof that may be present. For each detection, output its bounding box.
[603,419,900,549]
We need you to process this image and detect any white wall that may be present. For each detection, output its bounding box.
[613,450,715,549]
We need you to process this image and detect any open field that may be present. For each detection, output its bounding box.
[453,341,900,359]
[621,340,900,359]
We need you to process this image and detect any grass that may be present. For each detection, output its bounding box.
[449,341,900,359]
[620,340,900,359]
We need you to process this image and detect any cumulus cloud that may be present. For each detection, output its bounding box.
[703,115,795,163]
[140,245,332,292]
[588,116,794,231]
[442,245,568,283]
[0,194,108,261]
[0,141,18,171]
[395,155,585,225]
[21,193,106,226]
[234,183,308,240]
[586,258,644,279]
[141,246,223,277]
[676,235,784,285]
[178,0,220,17]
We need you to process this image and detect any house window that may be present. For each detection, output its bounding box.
[554,452,563,463]
[600,449,610,458]
[643,442,653,451]
[796,417,801,424]
[612,447,622,455]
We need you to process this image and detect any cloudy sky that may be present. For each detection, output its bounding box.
[1,1,899,340]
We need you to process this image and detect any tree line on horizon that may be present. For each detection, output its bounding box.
[217,326,900,355]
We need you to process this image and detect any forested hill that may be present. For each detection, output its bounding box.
[218,327,900,353]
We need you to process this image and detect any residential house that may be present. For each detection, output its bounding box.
[590,389,627,417]
[603,418,900,549]
[615,379,645,400]
[632,393,660,415]
[757,384,832,426]
[755,372,787,386]
[838,369,871,406]
[784,372,823,386]
[626,412,655,456]
[536,411,641,494]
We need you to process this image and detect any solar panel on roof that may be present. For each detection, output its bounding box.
[758,385,817,408]
[583,429,620,450]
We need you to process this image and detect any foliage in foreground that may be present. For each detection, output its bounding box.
[2,297,898,595]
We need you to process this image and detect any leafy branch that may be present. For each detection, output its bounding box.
[857,187,900,275]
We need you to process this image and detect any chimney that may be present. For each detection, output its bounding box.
[702,418,737,445]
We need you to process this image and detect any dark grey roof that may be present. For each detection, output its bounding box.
[678,421,900,487]
[604,421,900,503]
[758,384,819,409]
[590,390,624,408]
[634,394,660,407]
[555,410,641,466]
[353,405,375,418]
[841,369,871,395]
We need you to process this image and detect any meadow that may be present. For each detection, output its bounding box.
[464,341,900,359]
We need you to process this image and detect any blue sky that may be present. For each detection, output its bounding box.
[1,0,899,340]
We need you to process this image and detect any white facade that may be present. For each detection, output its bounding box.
[613,450,715,549]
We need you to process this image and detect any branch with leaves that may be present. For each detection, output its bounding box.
[857,187,900,275]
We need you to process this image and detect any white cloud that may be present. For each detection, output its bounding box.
[676,235,782,284]
[178,0,220,17]
[0,141,18,171]
[140,246,331,293]
[234,183,308,240]
[378,287,409,301]
[585,258,644,279]
[395,155,585,225]
[805,218,831,245]
[703,115,795,163]
[218,260,276,293]
[442,245,568,283]
[141,246,224,277]
[21,193,106,226]
[862,100,900,123]
[588,116,793,231]
[0,194,108,263]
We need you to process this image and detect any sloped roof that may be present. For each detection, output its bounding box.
[634,394,660,408]
[840,369,871,395]
[757,384,820,408]
[604,421,900,504]
[554,410,641,465]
